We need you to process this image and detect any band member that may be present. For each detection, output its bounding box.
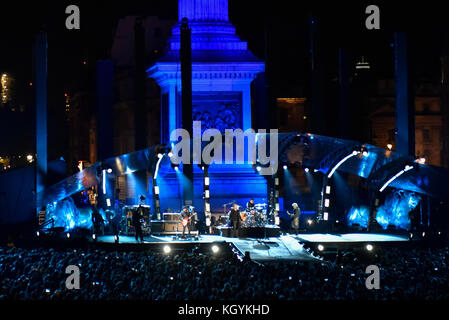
[246,198,256,212]
[132,205,144,242]
[91,205,104,235]
[229,203,242,238]
[287,203,301,234]
[180,206,193,237]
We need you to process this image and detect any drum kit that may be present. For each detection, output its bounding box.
[240,203,268,227]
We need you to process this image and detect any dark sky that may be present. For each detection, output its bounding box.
[1,1,447,95]
[0,0,447,158]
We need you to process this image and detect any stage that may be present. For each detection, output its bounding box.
[295,233,410,243]
[90,232,411,261]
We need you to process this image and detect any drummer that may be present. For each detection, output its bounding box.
[246,198,256,212]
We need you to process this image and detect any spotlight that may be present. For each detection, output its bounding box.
[387,144,392,150]
[92,234,96,241]
[168,152,173,158]
[366,244,373,251]
[107,168,113,173]
[157,153,163,159]
[66,233,71,239]
[256,166,262,172]
[36,231,40,237]
[174,166,179,171]
[304,168,310,173]
[307,219,313,225]
[422,232,426,237]
[317,244,324,251]
[362,151,369,157]
[211,245,220,253]
[283,165,288,170]
[163,245,171,253]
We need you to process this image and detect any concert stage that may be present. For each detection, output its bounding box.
[92,234,321,262]
[90,232,411,261]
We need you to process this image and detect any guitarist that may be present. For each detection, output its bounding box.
[286,203,301,235]
[180,206,194,237]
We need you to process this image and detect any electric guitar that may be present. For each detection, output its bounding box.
[180,212,197,226]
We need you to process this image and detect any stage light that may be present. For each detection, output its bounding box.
[66,233,70,239]
[304,168,310,173]
[379,165,414,192]
[157,153,163,159]
[366,244,373,251]
[211,245,220,253]
[201,166,205,170]
[275,216,280,225]
[325,186,331,194]
[204,177,210,186]
[107,168,112,173]
[168,152,173,158]
[114,235,119,243]
[362,151,369,157]
[283,165,287,170]
[387,144,393,150]
[106,198,111,207]
[174,166,179,171]
[307,219,313,225]
[256,166,262,172]
[324,199,330,208]
[328,151,359,178]
[36,231,40,237]
[92,234,96,240]
[102,169,106,194]
[317,244,324,251]
[163,245,171,253]
[323,212,328,221]
[422,232,426,237]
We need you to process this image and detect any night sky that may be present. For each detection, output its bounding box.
[0,0,447,159]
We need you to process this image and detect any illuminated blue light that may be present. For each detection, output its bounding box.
[347,206,370,228]
[376,191,421,230]
[347,191,421,230]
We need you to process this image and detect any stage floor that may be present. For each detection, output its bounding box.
[92,232,409,261]
[294,233,410,243]
[94,234,321,262]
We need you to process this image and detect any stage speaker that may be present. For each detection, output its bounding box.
[151,221,163,233]
[164,221,183,232]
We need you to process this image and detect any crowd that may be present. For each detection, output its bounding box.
[0,245,448,300]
